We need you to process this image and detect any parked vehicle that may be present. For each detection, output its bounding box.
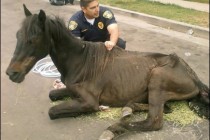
[49,0,74,5]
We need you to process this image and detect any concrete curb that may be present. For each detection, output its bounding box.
[74,0,209,39]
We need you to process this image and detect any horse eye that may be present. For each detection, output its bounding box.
[27,37,36,45]
[27,40,33,45]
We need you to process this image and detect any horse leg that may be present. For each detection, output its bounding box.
[120,69,168,132]
[99,102,171,140]
[122,102,172,118]
[99,99,165,139]
[49,88,78,101]
[49,98,98,119]
[99,101,172,139]
[49,84,99,119]
[121,98,165,132]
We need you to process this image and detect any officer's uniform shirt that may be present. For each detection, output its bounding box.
[68,6,117,42]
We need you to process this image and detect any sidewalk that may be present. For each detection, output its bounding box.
[149,0,209,13]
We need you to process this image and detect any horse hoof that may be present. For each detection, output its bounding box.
[98,130,114,140]
[48,108,59,120]
[49,94,58,102]
[49,90,58,101]
[122,107,132,117]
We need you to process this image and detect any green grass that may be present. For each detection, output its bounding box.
[100,0,209,27]
[184,0,209,3]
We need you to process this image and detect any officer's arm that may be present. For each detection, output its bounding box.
[105,23,119,50]
[107,23,119,45]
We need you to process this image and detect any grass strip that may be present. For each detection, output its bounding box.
[100,0,209,27]
[184,0,209,3]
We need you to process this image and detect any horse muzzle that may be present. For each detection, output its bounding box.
[6,68,25,83]
[6,56,36,83]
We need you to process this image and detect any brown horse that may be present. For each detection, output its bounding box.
[6,4,209,140]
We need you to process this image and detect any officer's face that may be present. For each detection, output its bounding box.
[82,0,99,19]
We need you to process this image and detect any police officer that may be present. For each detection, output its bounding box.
[68,0,126,51]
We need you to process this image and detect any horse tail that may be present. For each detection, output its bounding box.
[171,53,209,119]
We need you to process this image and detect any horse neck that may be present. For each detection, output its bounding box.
[46,18,85,75]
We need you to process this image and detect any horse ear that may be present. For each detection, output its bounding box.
[23,4,32,17]
[38,10,46,31]
[38,10,46,23]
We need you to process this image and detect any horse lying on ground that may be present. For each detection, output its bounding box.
[6,4,209,140]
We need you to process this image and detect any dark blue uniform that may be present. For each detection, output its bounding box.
[68,6,126,49]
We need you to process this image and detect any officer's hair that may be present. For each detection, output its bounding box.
[80,0,96,7]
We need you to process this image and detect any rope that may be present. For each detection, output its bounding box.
[32,56,61,78]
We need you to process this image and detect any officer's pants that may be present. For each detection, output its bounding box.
[116,38,126,49]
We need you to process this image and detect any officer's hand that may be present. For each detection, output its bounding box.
[104,41,115,51]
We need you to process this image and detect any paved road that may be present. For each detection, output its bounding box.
[1,0,209,140]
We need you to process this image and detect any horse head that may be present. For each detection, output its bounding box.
[6,4,50,83]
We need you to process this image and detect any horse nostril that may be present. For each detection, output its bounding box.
[6,69,18,76]
[6,70,12,76]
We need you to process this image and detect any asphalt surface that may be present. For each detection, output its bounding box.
[1,0,209,140]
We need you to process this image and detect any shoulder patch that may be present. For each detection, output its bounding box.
[103,10,113,19]
[68,21,78,30]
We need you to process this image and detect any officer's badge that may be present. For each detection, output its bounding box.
[68,21,78,30]
[103,11,113,19]
[98,22,104,29]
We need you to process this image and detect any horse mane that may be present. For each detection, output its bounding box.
[45,16,75,41]
[82,41,127,81]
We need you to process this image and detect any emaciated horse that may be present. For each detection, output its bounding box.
[6,4,209,140]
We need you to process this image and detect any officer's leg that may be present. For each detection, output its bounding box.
[116,38,126,49]
[69,0,74,4]
[65,0,69,4]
